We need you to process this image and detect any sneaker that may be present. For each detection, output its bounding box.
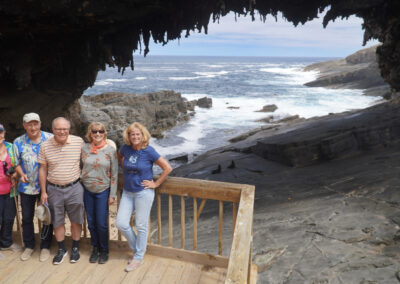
[20,248,34,261]
[39,248,50,262]
[53,249,67,265]
[70,247,80,263]
[89,247,99,263]
[2,243,22,252]
[98,250,108,264]
[125,259,143,272]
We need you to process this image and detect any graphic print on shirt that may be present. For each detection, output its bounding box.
[21,143,39,193]
[128,154,138,165]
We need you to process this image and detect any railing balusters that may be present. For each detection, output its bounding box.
[193,197,197,251]
[219,200,223,255]
[197,199,207,220]
[157,191,161,245]
[148,215,151,243]
[169,194,173,247]
[181,195,185,249]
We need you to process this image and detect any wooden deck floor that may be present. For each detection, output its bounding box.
[0,243,227,284]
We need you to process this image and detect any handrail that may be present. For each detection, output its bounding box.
[14,175,256,283]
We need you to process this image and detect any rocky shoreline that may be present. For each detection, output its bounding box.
[169,47,400,283]
[171,99,400,283]
[67,90,212,145]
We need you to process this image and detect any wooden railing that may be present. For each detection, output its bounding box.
[15,175,257,283]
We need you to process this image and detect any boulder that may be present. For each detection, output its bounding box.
[256,104,278,113]
[69,90,196,145]
[196,97,212,108]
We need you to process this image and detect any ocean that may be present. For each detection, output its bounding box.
[84,55,380,163]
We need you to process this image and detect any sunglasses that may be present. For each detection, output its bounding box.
[91,129,105,134]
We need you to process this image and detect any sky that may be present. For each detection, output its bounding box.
[146,12,380,58]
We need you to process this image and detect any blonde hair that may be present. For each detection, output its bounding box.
[86,122,107,143]
[123,122,151,148]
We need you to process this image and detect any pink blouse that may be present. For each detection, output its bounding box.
[0,154,12,195]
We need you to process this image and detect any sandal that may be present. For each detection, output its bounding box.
[125,259,143,272]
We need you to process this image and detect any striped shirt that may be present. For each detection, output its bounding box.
[38,135,84,185]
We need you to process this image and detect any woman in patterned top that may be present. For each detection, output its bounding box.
[116,122,172,272]
[81,122,118,264]
[0,123,19,254]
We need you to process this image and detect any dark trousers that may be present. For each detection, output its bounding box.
[84,188,110,251]
[20,193,53,249]
[0,193,16,248]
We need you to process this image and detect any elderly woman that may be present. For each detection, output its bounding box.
[81,122,118,264]
[116,122,172,272]
[0,123,18,252]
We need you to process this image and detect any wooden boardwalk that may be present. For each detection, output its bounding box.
[0,242,226,284]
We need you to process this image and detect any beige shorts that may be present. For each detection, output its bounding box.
[47,181,84,228]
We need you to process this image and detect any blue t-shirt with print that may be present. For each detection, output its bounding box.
[120,144,161,192]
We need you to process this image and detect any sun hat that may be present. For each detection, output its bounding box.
[35,203,51,225]
[23,113,41,123]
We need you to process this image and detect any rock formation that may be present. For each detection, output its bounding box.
[1,1,400,139]
[304,45,391,98]
[69,91,197,144]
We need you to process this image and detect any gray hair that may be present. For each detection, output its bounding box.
[51,117,71,128]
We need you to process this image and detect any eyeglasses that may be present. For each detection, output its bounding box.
[91,129,105,134]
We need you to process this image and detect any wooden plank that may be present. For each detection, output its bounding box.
[249,264,258,284]
[146,244,229,268]
[219,200,223,255]
[225,185,255,284]
[179,262,203,284]
[157,192,162,245]
[193,197,197,251]
[140,256,170,284]
[181,195,185,249]
[198,266,227,284]
[162,257,186,283]
[157,177,243,203]
[169,194,173,247]
[197,199,207,220]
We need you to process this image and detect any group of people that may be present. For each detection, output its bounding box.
[0,113,172,272]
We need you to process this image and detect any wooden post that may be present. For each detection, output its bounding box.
[193,197,197,251]
[168,194,173,247]
[157,192,161,245]
[117,190,121,241]
[219,200,223,255]
[83,211,87,238]
[147,215,151,243]
[181,195,185,249]
[233,202,237,237]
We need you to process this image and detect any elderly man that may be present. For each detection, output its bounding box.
[14,113,53,261]
[38,117,84,265]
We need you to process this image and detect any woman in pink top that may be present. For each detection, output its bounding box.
[0,123,18,251]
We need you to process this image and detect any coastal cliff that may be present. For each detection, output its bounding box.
[304,45,391,98]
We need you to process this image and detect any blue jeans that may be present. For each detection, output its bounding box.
[0,194,16,248]
[84,188,110,251]
[116,189,154,260]
[20,193,53,249]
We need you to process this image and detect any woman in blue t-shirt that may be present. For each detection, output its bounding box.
[116,122,172,272]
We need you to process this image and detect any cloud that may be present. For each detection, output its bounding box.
[148,12,380,57]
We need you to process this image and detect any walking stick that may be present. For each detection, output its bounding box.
[12,184,23,247]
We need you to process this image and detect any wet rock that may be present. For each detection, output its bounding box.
[197,97,213,108]
[256,104,278,113]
